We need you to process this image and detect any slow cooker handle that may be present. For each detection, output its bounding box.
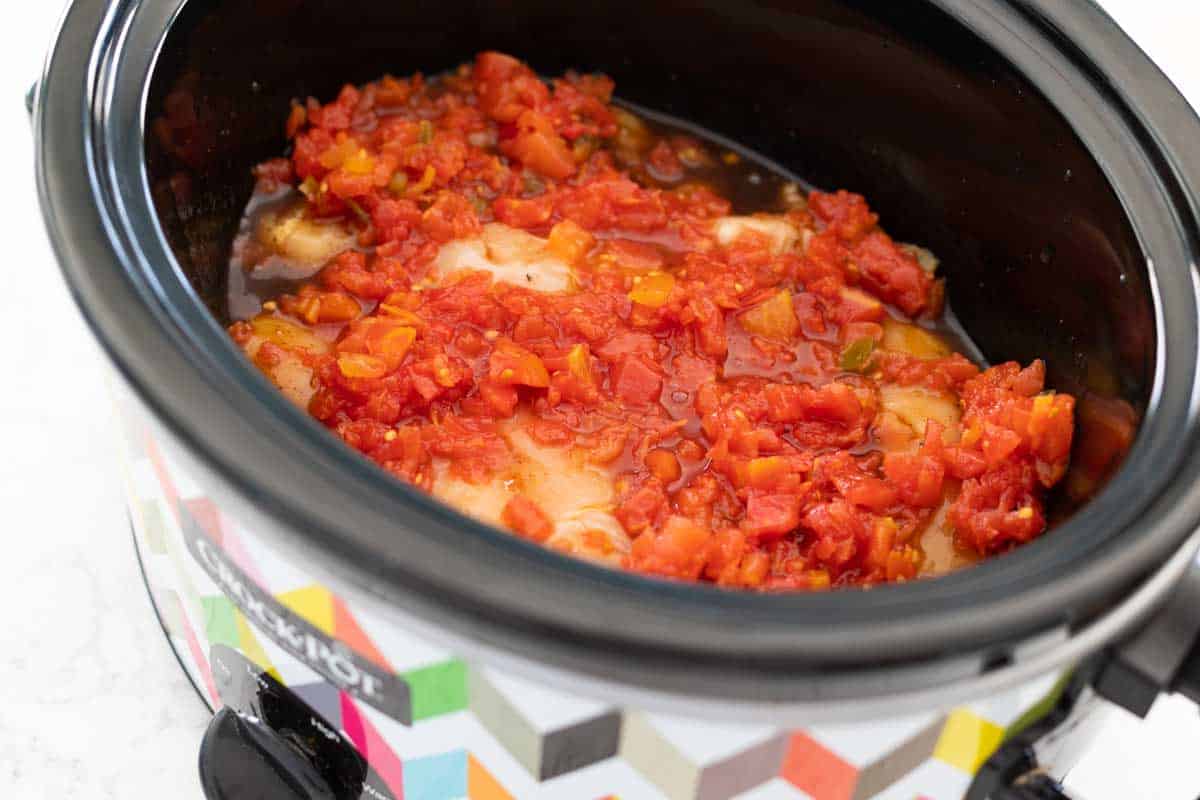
[197,646,368,800]
[972,558,1200,799]
[1091,558,1200,716]
[199,706,343,800]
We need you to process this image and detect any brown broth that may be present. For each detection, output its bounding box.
[227,188,314,320]
[619,100,810,213]
[225,100,815,320]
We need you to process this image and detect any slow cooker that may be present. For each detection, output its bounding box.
[33,0,1200,797]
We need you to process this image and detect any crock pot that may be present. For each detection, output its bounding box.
[33,0,1200,797]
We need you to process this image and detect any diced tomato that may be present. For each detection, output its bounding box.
[834,287,886,323]
[1028,392,1076,485]
[739,290,799,340]
[743,456,791,491]
[883,450,944,508]
[475,51,548,123]
[616,485,666,535]
[479,382,519,417]
[611,355,663,404]
[502,495,554,542]
[585,426,629,465]
[422,191,480,242]
[851,232,934,317]
[886,547,920,581]
[805,382,863,426]
[980,423,1022,466]
[628,272,676,308]
[502,110,576,180]
[594,330,658,362]
[844,477,898,512]
[942,445,988,479]
[546,220,595,263]
[627,515,711,580]
[229,51,1077,593]
[601,239,666,272]
[948,462,1042,553]
[493,195,554,228]
[704,528,747,583]
[338,353,388,379]
[743,493,801,541]
[645,449,682,483]
[488,340,550,388]
[809,190,877,241]
[803,500,867,567]
[864,517,897,573]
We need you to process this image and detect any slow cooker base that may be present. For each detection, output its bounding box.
[131,520,214,716]
[118,403,1091,800]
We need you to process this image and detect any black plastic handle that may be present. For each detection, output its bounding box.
[1092,558,1200,717]
[199,645,369,800]
[972,557,1200,799]
[990,775,1072,800]
[199,706,340,800]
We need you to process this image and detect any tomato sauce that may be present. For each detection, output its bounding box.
[227,52,1075,591]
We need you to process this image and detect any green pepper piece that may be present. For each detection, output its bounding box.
[387,172,408,195]
[840,337,876,372]
[418,119,434,144]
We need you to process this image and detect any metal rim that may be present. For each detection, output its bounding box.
[35,0,1200,705]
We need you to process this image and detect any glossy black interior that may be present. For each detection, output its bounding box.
[147,0,1153,521]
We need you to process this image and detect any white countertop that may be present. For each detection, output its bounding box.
[3,2,1200,798]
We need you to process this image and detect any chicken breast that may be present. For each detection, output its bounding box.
[431,416,629,563]
[879,385,962,449]
[257,205,357,270]
[712,215,800,254]
[433,223,575,292]
[238,317,329,407]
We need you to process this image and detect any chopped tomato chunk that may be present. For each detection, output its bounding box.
[743,494,801,541]
[611,355,663,404]
[502,495,554,542]
[488,340,550,388]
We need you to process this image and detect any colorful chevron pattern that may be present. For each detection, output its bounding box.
[119,406,1065,800]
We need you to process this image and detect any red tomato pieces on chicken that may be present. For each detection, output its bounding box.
[229,52,1080,591]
